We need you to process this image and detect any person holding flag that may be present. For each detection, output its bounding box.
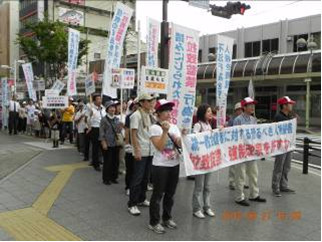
[272,96,297,197]
[233,97,267,206]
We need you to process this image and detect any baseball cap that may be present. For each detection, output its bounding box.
[234,102,242,110]
[155,99,175,112]
[137,93,155,102]
[241,97,258,107]
[277,96,296,105]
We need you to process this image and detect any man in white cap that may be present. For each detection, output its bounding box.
[272,96,297,197]
[128,93,156,216]
[233,97,266,206]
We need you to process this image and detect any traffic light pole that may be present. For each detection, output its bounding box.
[160,0,169,69]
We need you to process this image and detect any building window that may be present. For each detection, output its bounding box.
[312,32,321,50]
[198,49,202,63]
[94,53,101,60]
[233,44,237,59]
[262,38,279,54]
[293,34,309,52]
[245,41,261,58]
[209,47,216,55]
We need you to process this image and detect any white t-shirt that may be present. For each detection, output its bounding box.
[74,109,87,133]
[149,123,181,167]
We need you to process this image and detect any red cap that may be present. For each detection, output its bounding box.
[155,99,175,111]
[241,97,258,107]
[277,96,296,105]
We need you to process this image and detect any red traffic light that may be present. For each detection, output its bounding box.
[240,6,245,14]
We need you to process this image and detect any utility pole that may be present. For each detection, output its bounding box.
[160,0,169,69]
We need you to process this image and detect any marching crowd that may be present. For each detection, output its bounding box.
[4,92,297,234]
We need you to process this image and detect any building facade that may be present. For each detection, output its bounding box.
[197,14,321,127]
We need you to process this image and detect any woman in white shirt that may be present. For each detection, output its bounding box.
[148,99,182,234]
[192,104,215,219]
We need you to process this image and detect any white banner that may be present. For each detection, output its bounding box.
[146,18,160,68]
[216,35,234,128]
[168,23,200,133]
[102,2,134,98]
[248,79,255,99]
[181,119,297,177]
[59,7,84,26]
[141,66,169,94]
[1,77,9,106]
[33,79,45,91]
[67,28,80,96]
[22,63,37,101]
[42,96,68,109]
[85,74,95,96]
[51,80,66,94]
[111,68,135,89]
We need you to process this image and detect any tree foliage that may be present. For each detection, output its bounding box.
[16,14,90,87]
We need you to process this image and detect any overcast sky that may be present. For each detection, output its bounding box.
[136,1,321,39]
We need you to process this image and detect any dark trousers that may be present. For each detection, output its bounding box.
[84,128,91,160]
[125,152,134,190]
[78,133,85,154]
[18,117,26,132]
[128,156,152,207]
[91,128,100,168]
[8,111,18,135]
[149,165,179,226]
[61,121,73,143]
[102,146,120,183]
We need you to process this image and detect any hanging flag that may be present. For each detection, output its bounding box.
[67,28,80,96]
[168,23,200,133]
[146,17,160,68]
[216,35,234,128]
[102,2,134,98]
[248,79,255,99]
[22,63,37,101]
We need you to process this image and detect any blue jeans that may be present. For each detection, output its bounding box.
[128,156,152,207]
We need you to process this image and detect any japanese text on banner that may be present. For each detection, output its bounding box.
[67,28,80,96]
[146,18,160,68]
[168,23,200,133]
[141,66,169,94]
[181,119,297,177]
[22,63,37,101]
[216,35,234,128]
[102,2,133,98]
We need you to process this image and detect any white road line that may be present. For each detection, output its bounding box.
[291,161,321,177]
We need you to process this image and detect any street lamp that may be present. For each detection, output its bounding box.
[296,35,317,129]
[13,59,26,95]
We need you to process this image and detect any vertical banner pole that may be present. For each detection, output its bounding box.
[137,20,141,94]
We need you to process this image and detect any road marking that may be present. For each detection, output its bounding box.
[0,162,89,240]
[292,162,321,177]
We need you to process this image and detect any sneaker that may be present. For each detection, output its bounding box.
[236,200,250,206]
[249,196,267,203]
[138,199,150,207]
[148,224,165,234]
[162,219,177,229]
[147,184,153,191]
[128,206,141,216]
[273,190,282,197]
[193,210,206,219]
[126,189,130,196]
[204,209,215,217]
[281,188,296,194]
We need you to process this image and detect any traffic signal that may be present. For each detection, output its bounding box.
[210,2,251,18]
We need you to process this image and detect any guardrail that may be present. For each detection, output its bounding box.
[296,137,321,174]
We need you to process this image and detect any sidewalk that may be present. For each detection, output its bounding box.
[0,134,320,240]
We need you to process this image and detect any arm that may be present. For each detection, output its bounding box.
[99,119,108,150]
[150,122,171,152]
[124,127,130,145]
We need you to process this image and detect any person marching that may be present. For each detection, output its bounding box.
[227,102,244,190]
[100,100,122,185]
[233,97,267,206]
[192,104,216,219]
[272,96,297,197]
[86,93,106,171]
[8,95,20,135]
[60,97,75,144]
[148,99,182,234]
[128,93,156,216]
[49,110,60,148]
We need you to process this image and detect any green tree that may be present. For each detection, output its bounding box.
[16,14,90,87]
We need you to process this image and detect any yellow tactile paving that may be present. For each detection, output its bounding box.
[0,162,89,241]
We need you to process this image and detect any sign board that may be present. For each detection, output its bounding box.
[58,7,84,26]
[111,68,135,89]
[45,89,59,97]
[141,66,169,94]
[42,96,68,109]
[33,79,45,91]
[189,0,209,10]
[51,80,66,94]
[85,74,95,96]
